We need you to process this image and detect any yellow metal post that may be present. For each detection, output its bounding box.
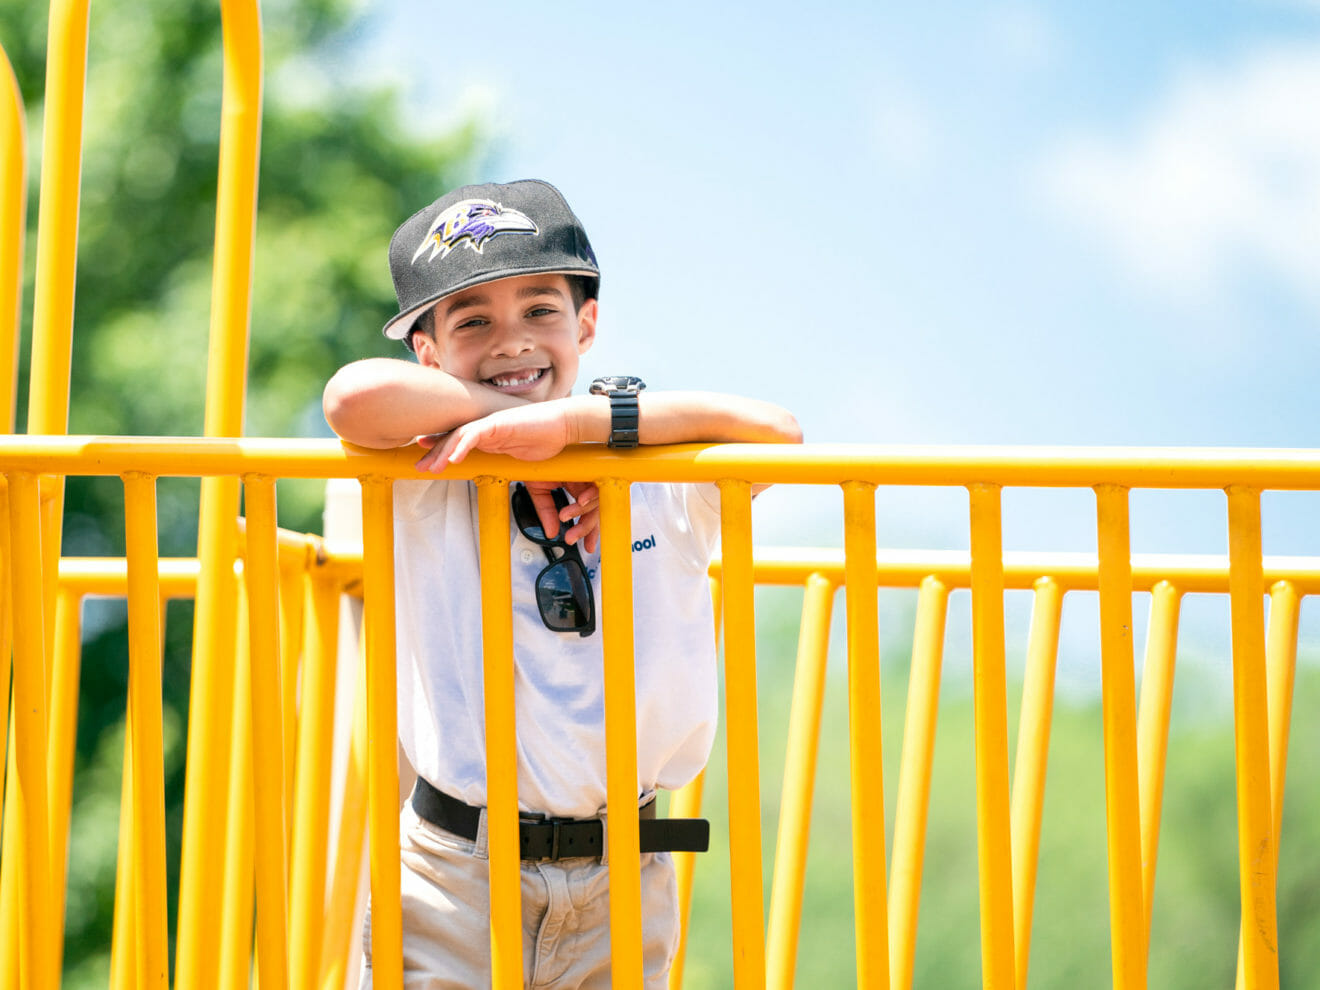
[318,648,370,989]
[7,471,54,990]
[1224,487,1278,990]
[1264,581,1299,854]
[291,568,342,990]
[177,2,264,983]
[1010,576,1064,990]
[45,585,82,959]
[217,587,256,990]
[244,475,290,990]
[124,473,169,988]
[600,477,645,986]
[1094,484,1146,990]
[475,476,521,990]
[667,576,723,990]
[1,42,24,433]
[888,575,950,990]
[719,478,767,990]
[767,572,837,990]
[841,480,889,990]
[1135,581,1181,935]
[967,483,1015,990]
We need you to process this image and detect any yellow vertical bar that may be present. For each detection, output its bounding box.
[767,573,838,990]
[318,645,370,989]
[178,2,263,982]
[218,586,256,990]
[1094,484,1146,990]
[967,483,1015,990]
[109,716,137,990]
[279,552,305,863]
[841,480,889,990]
[27,0,89,671]
[7,471,54,990]
[599,478,644,985]
[244,475,290,990]
[47,585,82,960]
[28,0,87,437]
[1224,487,1278,990]
[1010,577,1064,990]
[0,483,14,990]
[1,43,24,433]
[583,477,643,976]
[718,479,766,990]
[1233,578,1299,990]
[362,476,403,990]
[124,473,169,988]
[668,576,723,990]
[1135,581,1181,935]
[291,570,342,990]
[887,576,951,990]
[1263,582,1299,854]
[474,477,520,990]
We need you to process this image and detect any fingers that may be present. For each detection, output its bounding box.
[414,427,469,473]
[524,484,562,539]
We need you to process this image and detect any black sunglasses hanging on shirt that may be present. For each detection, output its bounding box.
[511,483,597,637]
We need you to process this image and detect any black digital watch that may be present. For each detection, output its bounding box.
[589,376,647,448]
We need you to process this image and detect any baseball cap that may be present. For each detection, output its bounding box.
[382,178,600,343]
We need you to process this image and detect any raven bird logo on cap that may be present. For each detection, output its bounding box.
[411,199,539,264]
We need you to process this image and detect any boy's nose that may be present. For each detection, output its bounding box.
[490,324,534,358]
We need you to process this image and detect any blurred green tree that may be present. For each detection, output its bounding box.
[1,0,482,982]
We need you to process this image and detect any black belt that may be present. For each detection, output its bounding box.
[411,777,709,861]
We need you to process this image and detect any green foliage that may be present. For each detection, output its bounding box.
[1,0,483,981]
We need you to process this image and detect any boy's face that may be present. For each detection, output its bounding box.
[413,273,596,402]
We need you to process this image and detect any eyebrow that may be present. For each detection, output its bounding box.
[442,283,567,318]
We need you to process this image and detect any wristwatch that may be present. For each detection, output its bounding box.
[589,376,647,448]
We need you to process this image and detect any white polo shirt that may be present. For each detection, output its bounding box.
[392,479,722,819]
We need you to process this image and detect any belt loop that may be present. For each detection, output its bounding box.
[549,821,561,861]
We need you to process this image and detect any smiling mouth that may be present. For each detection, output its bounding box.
[485,367,547,389]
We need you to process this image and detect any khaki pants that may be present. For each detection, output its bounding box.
[359,805,680,989]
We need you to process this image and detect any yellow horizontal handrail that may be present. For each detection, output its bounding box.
[5,436,1320,488]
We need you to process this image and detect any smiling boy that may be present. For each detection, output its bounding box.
[323,179,799,988]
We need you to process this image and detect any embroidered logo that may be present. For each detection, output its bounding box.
[411,199,538,264]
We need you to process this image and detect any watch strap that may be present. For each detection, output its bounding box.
[606,391,640,448]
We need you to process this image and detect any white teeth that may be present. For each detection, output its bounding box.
[490,369,544,387]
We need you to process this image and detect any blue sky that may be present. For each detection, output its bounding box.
[324,2,1320,667]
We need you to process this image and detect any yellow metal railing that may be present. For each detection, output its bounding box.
[2,436,1316,989]
[1,3,1313,988]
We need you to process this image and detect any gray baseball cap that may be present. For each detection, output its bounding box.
[382,178,600,342]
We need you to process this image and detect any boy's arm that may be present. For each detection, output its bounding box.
[322,357,529,449]
[419,390,803,469]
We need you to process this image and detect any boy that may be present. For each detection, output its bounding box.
[323,179,800,988]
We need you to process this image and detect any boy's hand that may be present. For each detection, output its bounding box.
[413,402,602,551]
[524,481,601,553]
[414,402,574,472]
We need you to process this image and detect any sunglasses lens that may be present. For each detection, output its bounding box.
[512,486,548,542]
[536,560,593,631]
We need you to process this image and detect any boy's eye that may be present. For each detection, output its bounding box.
[454,317,488,330]
[527,305,558,318]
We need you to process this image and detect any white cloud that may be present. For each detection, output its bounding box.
[1038,42,1320,310]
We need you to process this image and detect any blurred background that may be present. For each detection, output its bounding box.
[4,0,1320,986]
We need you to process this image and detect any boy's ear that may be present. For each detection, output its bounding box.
[412,331,442,368]
[576,298,598,355]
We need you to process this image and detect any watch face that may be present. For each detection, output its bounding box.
[590,375,646,394]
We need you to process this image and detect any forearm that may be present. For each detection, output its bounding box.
[322,358,526,448]
[566,390,803,447]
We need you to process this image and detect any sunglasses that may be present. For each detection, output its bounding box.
[512,483,596,637]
